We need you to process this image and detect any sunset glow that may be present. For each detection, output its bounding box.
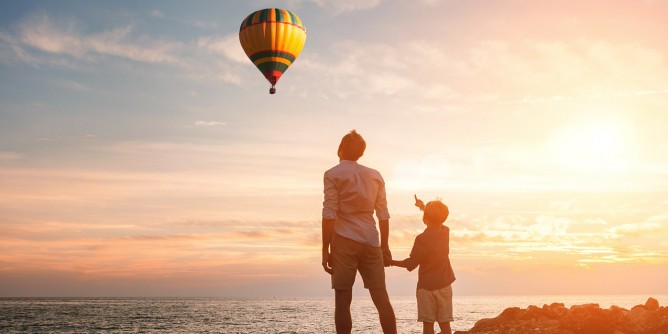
[1,1,667,297]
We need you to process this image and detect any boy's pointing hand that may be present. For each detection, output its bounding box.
[414,194,425,211]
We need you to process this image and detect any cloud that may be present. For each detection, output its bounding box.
[306,0,384,13]
[387,191,668,265]
[192,120,227,127]
[290,0,445,14]
[1,13,250,86]
[608,222,661,237]
[0,31,44,67]
[148,9,165,18]
[0,151,23,161]
[16,14,182,64]
[0,215,318,282]
[466,39,668,99]
[196,34,247,63]
[300,40,460,100]
[300,35,668,103]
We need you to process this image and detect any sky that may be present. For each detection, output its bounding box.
[1,0,667,297]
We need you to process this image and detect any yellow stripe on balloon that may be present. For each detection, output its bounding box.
[270,22,277,51]
[276,20,288,51]
[253,57,293,67]
[281,9,291,24]
[283,25,305,57]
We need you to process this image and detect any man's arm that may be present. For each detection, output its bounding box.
[322,218,335,275]
[322,174,338,275]
[379,219,392,267]
[375,175,392,267]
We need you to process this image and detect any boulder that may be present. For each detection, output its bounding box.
[457,297,667,334]
[645,298,659,312]
[560,303,615,334]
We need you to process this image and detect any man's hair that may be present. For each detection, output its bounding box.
[338,130,366,161]
[424,200,449,224]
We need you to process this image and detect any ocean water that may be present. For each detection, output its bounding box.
[1,295,665,333]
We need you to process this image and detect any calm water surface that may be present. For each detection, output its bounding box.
[1,295,664,333]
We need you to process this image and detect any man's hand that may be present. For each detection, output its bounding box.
[321,218,335,275]
[322,250,333,275]
[382,246,392,267]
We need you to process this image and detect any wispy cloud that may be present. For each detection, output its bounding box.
[196,34,247,63]
[300,40,460,100]
[14,14,182,65]
[148,9,165,18]
[0,13,245,86]
[608,222,661,237]
[388,193,668,266]
[300,36,668,103]
[0,216,318,280]
[0,151,23,161]
[304,0,384,14]
[191,120,227,128]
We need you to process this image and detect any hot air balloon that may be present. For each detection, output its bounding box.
[239,8,306,94]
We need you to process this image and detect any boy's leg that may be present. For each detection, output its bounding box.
[422,321,435,334]
[434,285,453,334]
[369,288,397,334]
[335,289,353,334]
[437,321,452,334]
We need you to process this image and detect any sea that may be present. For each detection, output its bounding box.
[1,295,665,333]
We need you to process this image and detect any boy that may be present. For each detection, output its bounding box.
[390,195,456,334]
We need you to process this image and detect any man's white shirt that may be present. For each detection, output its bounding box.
[322,160,390,247]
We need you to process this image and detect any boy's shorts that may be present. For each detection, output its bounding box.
[330,233,386,290]
[416,285,453,323]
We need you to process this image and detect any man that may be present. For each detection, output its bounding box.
[322,130,397,334]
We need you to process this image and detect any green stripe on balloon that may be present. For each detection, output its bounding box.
[257,62,289,74]
[288,11,298,25]
[250,51,296,63]
[259,9,269,22]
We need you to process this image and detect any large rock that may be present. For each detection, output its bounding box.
[560,303,615,334]
[645,297,660,311]
[457,297,668,334]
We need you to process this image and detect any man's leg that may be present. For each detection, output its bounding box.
[369,288,397,334]
[422,322,435,334]
[335,289,353,334]
[437,321,452,334]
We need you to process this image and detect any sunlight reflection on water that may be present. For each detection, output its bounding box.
[0,295,664,333]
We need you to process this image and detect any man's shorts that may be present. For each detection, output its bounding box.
[416,285,454,323]
[330,233,386,290]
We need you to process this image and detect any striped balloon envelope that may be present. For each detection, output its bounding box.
[239,8,307,94]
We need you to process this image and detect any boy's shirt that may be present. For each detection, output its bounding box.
[403,225,456,291]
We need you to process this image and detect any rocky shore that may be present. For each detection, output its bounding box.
[454,297,667,334]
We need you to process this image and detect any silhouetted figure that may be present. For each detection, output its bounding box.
[321,130,397,334]
[391,196,456,334]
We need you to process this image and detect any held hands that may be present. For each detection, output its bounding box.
[386,258,406,269]
[382,246,392,267]
[414,194,425,211]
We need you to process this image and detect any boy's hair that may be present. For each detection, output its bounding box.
[424,200,449,224]
[338,130,366,161]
